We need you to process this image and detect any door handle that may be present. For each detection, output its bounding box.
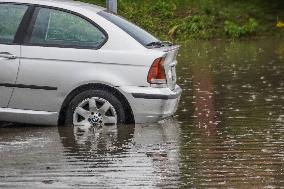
[0,52,17,59]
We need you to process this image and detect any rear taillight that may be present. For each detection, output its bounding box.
[147,57,167,84]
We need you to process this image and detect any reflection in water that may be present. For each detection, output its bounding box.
[192,58,216,130]
[177,38,284,188]
[0,120,181,188]
[59,124,135,155]
[58,120,181,188]
[1,38,284,188]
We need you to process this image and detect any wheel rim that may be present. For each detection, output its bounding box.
[73,97,118,128]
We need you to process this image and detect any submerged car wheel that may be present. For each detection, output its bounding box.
[65,90,126,127]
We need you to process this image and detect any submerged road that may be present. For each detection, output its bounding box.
[1,38,284,188]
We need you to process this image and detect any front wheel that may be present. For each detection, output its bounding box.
[65,90,126,127]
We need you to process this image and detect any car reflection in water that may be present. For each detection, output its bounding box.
[58,123,135,156]
[57,119,182,188]
[0,120,181,188]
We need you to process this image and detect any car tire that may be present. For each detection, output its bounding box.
[65,89,126,126]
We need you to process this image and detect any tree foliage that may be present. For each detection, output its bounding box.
[79,0,284,40]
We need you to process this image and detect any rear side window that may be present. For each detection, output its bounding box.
[98,11,158,47]
[27,8,106,48]
[0,4,28,44]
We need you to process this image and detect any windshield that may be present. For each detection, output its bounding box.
[98,11,159,47]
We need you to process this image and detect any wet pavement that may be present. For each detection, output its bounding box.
[1,37,284,188]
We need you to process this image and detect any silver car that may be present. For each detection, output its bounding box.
[0,0,182,127]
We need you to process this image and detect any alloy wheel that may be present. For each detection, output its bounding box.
[73,97,118,128]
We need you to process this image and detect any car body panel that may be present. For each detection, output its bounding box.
[119,85,182,123]
[8,46,162,112]
[0,108,58,125]
[158,46,180,90]
[0,45,21,107]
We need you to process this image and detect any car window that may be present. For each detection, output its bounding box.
[0,4,28,44]
[28,8,106,48]
[98,11,158,47]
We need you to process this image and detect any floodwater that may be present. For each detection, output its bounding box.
[1,37,284,188]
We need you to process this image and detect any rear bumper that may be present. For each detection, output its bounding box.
[119,85,182,123]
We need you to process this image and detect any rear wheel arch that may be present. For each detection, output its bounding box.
[58,83,135,125]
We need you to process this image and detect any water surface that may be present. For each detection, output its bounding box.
[1,38,284,188]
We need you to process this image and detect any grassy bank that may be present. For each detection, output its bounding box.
[80,0,284,41]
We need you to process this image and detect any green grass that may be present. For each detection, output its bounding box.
[79,0,284,41]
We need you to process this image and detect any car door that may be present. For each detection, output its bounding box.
[8,6,107,112]
[0,3,28,108]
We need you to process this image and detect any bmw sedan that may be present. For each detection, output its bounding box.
[0,0,182,127]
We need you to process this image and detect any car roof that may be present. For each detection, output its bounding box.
[0,0,105,13]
